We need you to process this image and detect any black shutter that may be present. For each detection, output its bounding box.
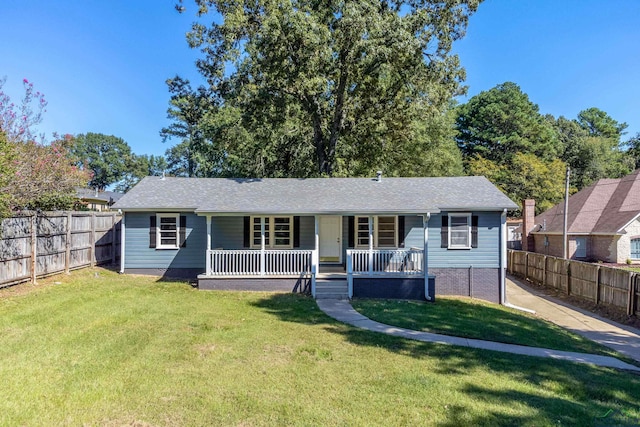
[441,215,448,248]
[149,215,157,248]
[471,215,479,248]
[348,216,355,248]
[293,216,300,248]
[243,216,250,248]
[179,215,187,247]
[397,216,405,248]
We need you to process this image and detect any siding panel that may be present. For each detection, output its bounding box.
[125,212,206,269]
[428,212,501,269]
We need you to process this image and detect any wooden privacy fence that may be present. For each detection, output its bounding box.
[0,212,121,287]
[507,250,639,317]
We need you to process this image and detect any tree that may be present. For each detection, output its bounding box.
[69,133,135,190]
[455,82,560,163]
[0,79,88,214]
[625,133,640,169]
[9,137,90,211]
[160,76,217,177]
[173,0,480,177]
[468,153,566,214]
[551,112,634,190]
[576,107,628,141]
[114,154,168,193]
[0,77,47,143]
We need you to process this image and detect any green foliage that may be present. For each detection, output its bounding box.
[625,133,640,169]
[551,113,634,190]
[468,153,566,214]
[577,107,628,141]
[114,154,168,193]
[169,0,480,177]
[456,82,560,162]
[0,132,16,218]
[69,133,135,190]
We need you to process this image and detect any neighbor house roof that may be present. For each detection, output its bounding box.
[76,188,124,205]
[534,169,640,235]
[112,176,517,215]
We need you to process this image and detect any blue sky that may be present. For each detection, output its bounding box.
[1,0,639,157]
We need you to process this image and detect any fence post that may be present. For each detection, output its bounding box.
[567,261,572,296]
[90,212,96,267]
[524,252,528,282]
[542,255,547,287]
[65,212,72,273]
[30,213,37,284]
[595,265,601,305]
[628,272,635,316]
[111,213,117,265]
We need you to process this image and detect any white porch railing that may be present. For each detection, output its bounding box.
[346,249,424,275]
[207,249,314,276]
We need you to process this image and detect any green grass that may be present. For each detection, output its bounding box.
[351,298,620,357]
[0,268,638,426]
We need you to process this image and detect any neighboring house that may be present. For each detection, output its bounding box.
[112,175,517,302]
[77,188,123,211]
[523,169,640,263]
[506,218,522,250]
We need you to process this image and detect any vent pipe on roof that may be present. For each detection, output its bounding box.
[376,171,382,182]
[161,170,166,180]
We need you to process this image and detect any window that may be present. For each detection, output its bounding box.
[354,216,397,248]
[442,213,478,250]
[250,216,293,248]
[632,238,640,259]
[157,213,180,249]
[574,237,587,259]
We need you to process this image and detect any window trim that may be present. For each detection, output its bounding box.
[250,216,294,249]
[156,213,180,250]
[631,237,640,260]
[354,216,398,249]
[448,213,472,250]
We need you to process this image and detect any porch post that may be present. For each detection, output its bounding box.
[206,215,212,275]
[423,213,431,300]
[312,215,319,297]
[368,215,374,275]
[260,217,266,276]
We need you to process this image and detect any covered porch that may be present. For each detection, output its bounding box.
[198,213,433,300]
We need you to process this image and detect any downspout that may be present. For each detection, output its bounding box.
[499,209,507,305]
[423,213,431,301]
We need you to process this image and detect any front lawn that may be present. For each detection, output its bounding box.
[0,268,639,426]
[351,298,619,357]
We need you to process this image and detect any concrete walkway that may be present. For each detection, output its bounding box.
[316,299,640,372]
[506,276,640,364]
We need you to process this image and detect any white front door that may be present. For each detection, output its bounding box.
[319,216,342,263]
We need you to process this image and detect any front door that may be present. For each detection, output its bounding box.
[319,216,342,263]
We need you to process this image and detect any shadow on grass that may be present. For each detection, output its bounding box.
[251,293,640,426]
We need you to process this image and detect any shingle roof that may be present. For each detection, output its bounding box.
[535,169,640,234]
[112,176,518,214]
[76,188,124,204]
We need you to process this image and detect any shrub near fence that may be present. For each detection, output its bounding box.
[0,212,121,287]
[508,250,639,317]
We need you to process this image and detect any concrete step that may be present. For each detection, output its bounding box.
[315,280,349,300]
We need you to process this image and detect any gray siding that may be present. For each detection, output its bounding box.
[428,212,501,268]
[124,212,206,270]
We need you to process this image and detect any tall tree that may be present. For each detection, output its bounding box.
[114,154,168,193]
[173,0,480,177]
[551,111,634,190]
[455,82,560,163]
[69,133,135,190]
[625,133,640,169]
[576,107,628,141]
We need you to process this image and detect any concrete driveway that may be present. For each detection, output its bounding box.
[507,276,640,363]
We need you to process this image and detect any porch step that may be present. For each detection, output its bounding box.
[315,279,349,300]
